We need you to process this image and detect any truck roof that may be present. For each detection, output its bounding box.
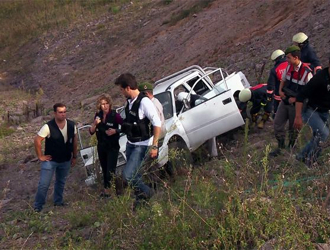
[154,71,192,94]
[154,65,206,94]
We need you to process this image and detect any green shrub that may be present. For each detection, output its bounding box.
[0,124,14,138]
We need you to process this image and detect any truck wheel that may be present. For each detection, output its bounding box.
[168,141,193,176]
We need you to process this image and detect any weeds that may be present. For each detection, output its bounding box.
[0,124,14,139]
[2,143,330,248]
[2,104,330,248]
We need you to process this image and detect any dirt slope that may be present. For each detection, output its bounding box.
[1,0,329,110]
[1,0,330,248]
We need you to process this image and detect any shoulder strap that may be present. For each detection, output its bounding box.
[131,93,147,119]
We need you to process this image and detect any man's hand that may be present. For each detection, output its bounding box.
[150,148,158,158]
[279,89,286,99]
[39,155,52,161]
[105,128,116,136]
[71,158,76,167]
[266,93,273,102]
[288,97,296,104]
[294,116,303,130]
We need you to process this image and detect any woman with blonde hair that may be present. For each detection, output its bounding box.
[89,94,123,197]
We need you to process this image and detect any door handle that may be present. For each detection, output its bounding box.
[222,98,232,105]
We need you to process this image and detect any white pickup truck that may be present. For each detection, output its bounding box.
[78,65,250,184]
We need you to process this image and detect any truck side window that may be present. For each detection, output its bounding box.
[187,77,209,96]
[174,85,189,114]
[209,70,227,94]
[154,92,173,120]
[187,78,210,107]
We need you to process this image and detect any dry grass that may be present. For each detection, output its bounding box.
[0,0,131,49]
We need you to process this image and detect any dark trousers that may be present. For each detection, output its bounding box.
[97,146,119,189]
[273,99,280,114]
[250,100,272,115]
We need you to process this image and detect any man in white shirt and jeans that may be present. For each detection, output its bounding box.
[34,103,78,212]
[115,73,161,209]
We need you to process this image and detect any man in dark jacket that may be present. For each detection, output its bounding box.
[235,83,272,129]
[34,103,77,212]
[267,49,288,117]
[292,32,322,74]
[294,56,330,167]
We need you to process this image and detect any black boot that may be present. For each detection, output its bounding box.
[269,139,285,157]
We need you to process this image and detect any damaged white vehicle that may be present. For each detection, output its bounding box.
[78,65,250,184]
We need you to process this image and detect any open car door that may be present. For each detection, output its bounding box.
[177,70,244,151]
[77,125,98,175]
[78,124,127,178]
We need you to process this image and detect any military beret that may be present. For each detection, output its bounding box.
[138,82,153,91]
[285,45,300,55]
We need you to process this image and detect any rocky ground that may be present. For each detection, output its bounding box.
[1,0,330,248]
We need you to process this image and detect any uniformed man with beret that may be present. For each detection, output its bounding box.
[269,45,313,157]
[138,82,166,138]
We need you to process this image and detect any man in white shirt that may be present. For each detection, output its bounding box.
[115,73,161,209]
[34,103,78,212]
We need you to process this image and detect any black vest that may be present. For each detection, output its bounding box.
[95,110,120,150]
[124,93,152,142]
[45,119,75,163]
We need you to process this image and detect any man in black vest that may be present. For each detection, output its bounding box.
[115,73,161,210]
[34,103,77,212]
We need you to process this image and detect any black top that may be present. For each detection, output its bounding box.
[296,67,330,112]
[45,119,75,163]
[237,85,267,111]
[267,57,287,95]
[301,43,321,71]
[124,93,152,142]
[95,110,120,150]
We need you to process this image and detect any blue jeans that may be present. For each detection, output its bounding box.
[123,143,152,199]
[34,160,71,210]
[298,108,329,163]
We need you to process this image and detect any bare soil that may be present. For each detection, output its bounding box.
[1,0,330,248]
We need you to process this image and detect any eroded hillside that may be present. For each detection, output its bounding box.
[0,0,329,110]
[1,1,330,248]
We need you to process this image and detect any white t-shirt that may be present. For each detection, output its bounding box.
[151,97,166,137]
[127,96,161,146]
[38,120,77,143]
